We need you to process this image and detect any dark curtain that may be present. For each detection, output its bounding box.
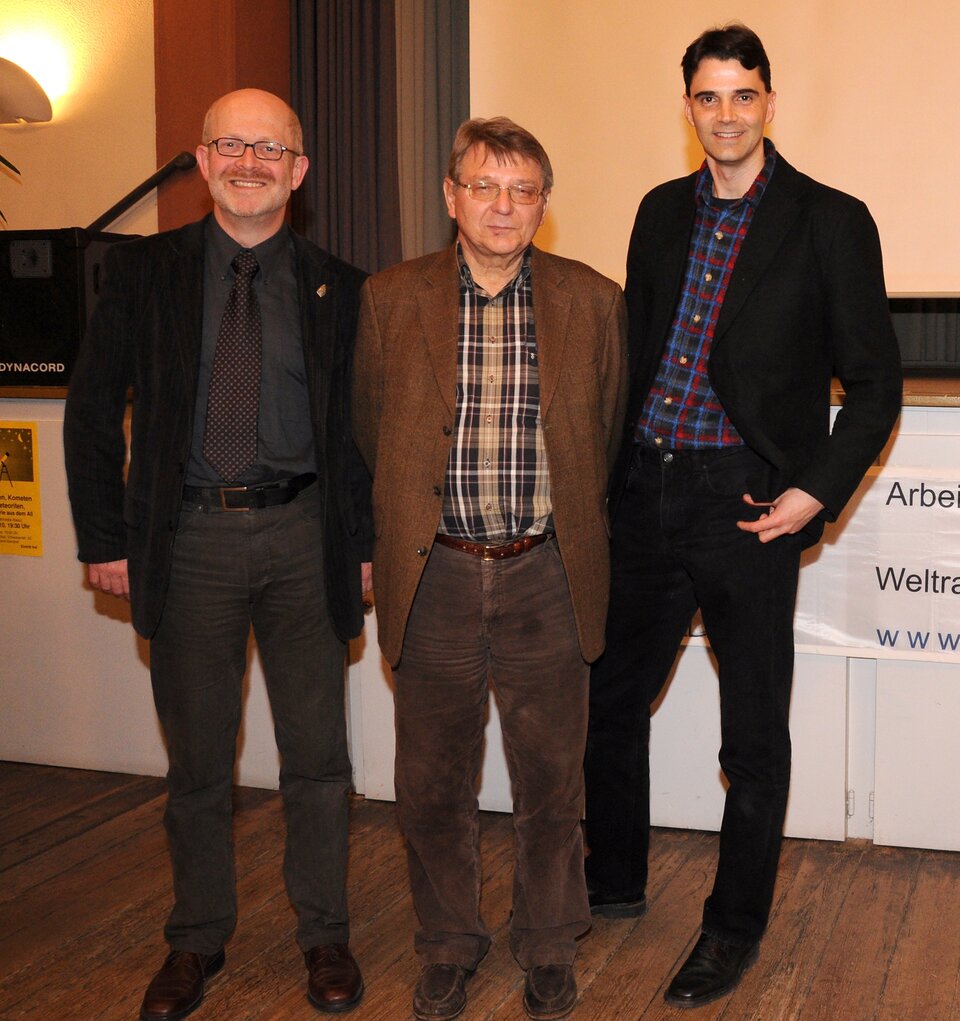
[395,0,470,259]
[291,1,404,274]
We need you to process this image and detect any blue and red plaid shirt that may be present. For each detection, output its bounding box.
[636,138,777,448]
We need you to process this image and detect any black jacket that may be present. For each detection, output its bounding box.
[64,217,371,640]
[615,153,903,541]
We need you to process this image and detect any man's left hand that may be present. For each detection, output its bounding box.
[361,561,373,613]
[736,487,824,543]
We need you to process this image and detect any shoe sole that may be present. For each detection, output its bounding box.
[589,899,648,919]
[522,994,577,1021]
[413,1005,465,1021]
[307,980,365,1013]
[663,943,759,1008]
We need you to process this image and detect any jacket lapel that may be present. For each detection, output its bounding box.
[714,156,803,342]
[530,248,571,416]
[416,247,460,419]
[415,246,573,418]
[652,197,698,348]
[161,221,205,399]
[296,239,333,372]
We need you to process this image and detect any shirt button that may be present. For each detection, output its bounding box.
[663,452,674,463]
[432,485,441,496]
[664,397,673,405]
[679,356,688,365]
[417,546,428,556]
[442,425,452,436]
[483,459,492,468]
[692,314,701,323]
[704,272,713,282]
[654,437,663,446]
[485,415,493,424]
[488,374,495,383]
[715,231,724,240]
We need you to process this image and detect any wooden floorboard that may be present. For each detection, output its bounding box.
[0,761,958,1021]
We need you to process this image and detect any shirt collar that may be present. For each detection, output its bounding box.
[205,216,292,284]
[695,137,778,211]
[456,242,533,294]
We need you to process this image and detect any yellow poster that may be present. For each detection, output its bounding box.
[0,422,42,556]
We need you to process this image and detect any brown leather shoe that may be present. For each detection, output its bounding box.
[413,963,471,1021]
[523,964,577,1020]
[305,943,364,1013]
[140,949,225,1021]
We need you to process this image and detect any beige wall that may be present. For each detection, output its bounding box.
[470,0,959,294]
[0,0,157,236]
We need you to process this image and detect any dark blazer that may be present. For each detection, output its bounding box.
[617,153,903,540]
[64,217,370,641]
[352,245,628,667]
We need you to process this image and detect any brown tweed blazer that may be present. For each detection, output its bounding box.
[352,244,628,668]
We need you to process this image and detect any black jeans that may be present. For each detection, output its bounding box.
[150,483,352,954]
[585,445,802,945]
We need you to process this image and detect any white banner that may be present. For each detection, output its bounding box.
[794,465,960,662]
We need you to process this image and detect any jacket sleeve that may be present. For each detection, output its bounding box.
[63,243,138,564]
[334,262,374,562]
[602,285,630,473]
[792,198,903,517]
[351,279,384,478]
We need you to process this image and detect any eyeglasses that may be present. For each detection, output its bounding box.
[454,180,544,205]
[206,137,302,161]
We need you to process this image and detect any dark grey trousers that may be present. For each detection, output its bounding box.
[149,483,352,954]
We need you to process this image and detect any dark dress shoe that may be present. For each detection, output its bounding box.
[587,883,648,919]
[413,963,472,1021]
[664,932,759,1007]
[523,964,577,1020]
[140,948,225,1021]
[305,943,364,1013]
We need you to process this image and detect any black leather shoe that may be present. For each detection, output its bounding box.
[413,963,472,1021]
[305,943,364,1013]
[140,948,225,1021]
[523,964,577,1020]
[587,885,647,919]
[664,932,759,1007]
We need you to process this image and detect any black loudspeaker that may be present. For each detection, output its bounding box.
[889,297,960,374]
[0,228,136,388]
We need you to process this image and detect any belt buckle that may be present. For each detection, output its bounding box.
[219,485,251,511]
[482,539,521,561]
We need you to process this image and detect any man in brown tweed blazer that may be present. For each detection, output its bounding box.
[353,117,627,1021]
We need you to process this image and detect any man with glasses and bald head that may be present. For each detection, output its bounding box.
[352,117,628,1021]
[65,88,369,1020]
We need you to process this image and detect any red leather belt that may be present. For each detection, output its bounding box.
[433,532,551,561]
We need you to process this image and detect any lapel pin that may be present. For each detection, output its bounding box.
[316,284,327,298]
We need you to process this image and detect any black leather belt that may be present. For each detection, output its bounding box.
[434,532,551,561]
[182,473,316,512]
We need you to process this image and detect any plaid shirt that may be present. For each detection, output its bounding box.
[636,139,777,448]
[440,246,552,542]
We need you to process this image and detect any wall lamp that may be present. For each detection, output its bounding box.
[0,55,52,123]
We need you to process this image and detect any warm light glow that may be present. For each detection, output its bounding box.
[0,32,70,107]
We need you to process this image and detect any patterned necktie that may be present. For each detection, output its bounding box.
[203,249,262,482]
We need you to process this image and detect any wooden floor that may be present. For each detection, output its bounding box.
[1,762,958,1021]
